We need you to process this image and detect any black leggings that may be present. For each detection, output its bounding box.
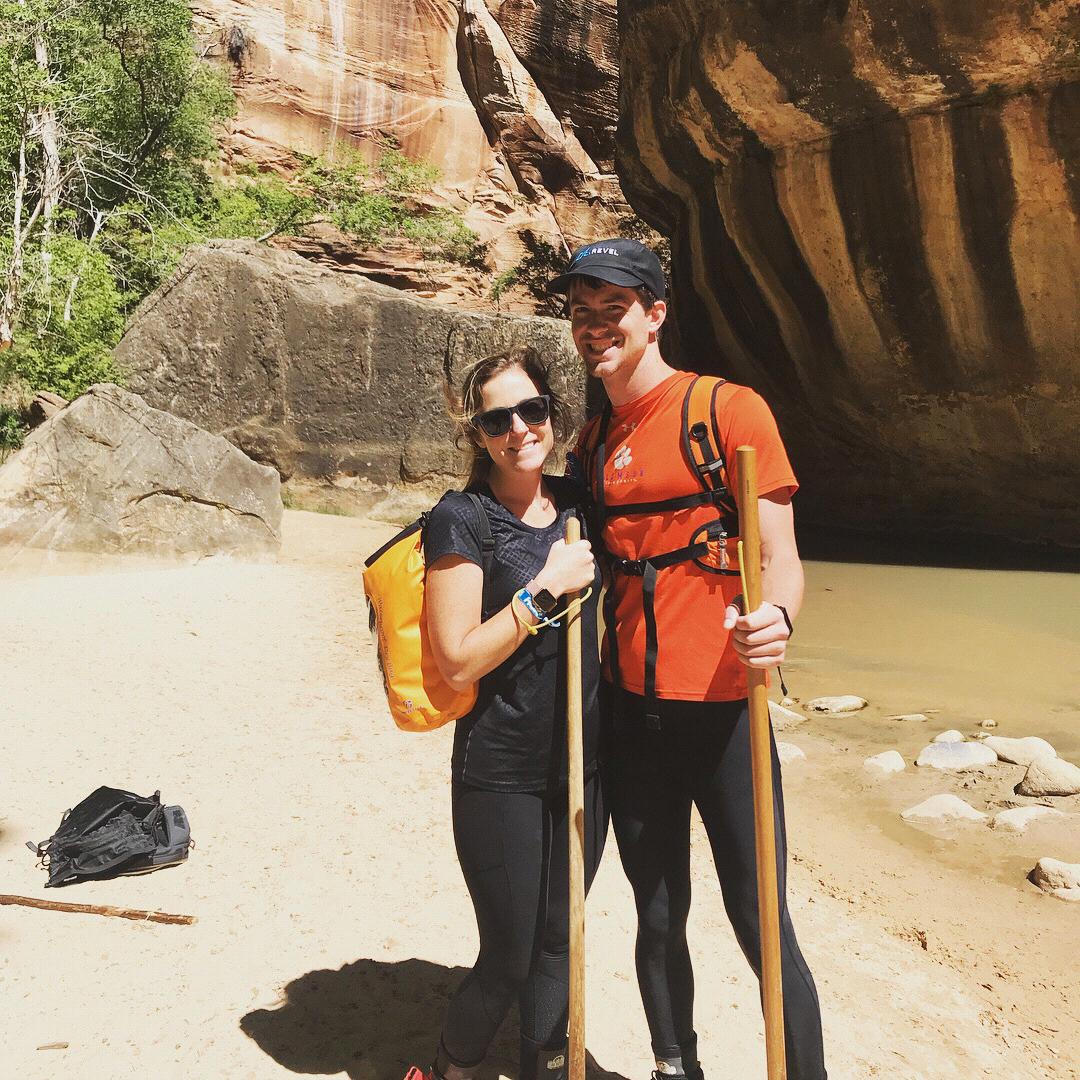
[609,692,827,1080]
[440,774,607,1075]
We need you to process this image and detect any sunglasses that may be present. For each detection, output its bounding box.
[472,394,551,438]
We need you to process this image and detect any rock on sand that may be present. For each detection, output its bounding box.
[932,730,966,743]
[991,807,1065,833]
[769,700,806,731]
[983,736,1057,767]
[916,742,997,771]
[902,795,987,823]
[887,713,929,722]
[1029,858,1080,901]
[777,742,806,765]
[1016,757,1080,797]
[864,751,906,775]
[807,695,867,713]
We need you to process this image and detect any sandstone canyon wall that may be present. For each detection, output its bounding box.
[617,0,1080,548]
[191,0,624,263]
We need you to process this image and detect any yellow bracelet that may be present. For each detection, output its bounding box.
[511,593,541,634]
[527,587,595,635]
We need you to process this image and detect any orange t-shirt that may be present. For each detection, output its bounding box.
[574,371,798,702]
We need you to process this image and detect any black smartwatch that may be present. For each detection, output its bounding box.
[533,588,559,616]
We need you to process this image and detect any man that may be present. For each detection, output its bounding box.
[548,239,827,1080]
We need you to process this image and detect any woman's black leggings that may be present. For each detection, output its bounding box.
[440,774,607,1076]
[609,692,827,1080]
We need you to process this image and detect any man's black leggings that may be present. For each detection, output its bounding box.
[440,774,607,1076]
[609,691,827,1080]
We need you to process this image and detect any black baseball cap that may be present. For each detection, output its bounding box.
[546,237,666,300]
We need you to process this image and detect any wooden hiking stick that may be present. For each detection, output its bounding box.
[0,893,195,925]
[735,446,787,1080]
[564,514,586,1080]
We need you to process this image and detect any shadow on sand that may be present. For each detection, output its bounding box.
[241,956,629,1080]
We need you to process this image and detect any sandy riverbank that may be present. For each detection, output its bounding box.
[1,509,1077,1079]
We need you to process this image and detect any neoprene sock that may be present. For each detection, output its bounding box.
[652,1065,704,1080]
[435,1041,481,1080]
[520,1034,568,1080]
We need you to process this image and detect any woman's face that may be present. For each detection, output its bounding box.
[474,365,554,479]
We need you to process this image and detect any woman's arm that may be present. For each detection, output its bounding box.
[426,555,535,692]
[426,538,595,691]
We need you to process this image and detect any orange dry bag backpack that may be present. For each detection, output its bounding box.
[362,492,493,732]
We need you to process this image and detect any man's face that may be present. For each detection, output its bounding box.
[568,280,665,381]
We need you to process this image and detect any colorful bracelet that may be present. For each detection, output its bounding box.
[514,588,545,621]
[511,592,540,632]
[521,588,594,636]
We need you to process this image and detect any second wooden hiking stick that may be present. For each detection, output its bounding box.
[735,445,788,1080]
[564,514,586,1080]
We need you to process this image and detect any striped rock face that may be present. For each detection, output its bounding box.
[618,0,1080,546]
[189,0,623,248]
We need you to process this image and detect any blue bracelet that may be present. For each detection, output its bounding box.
[515,588,545,622]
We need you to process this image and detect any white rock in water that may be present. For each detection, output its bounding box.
[933,730,966,743]
[901,794,987,823]
[983,735,1057,767]
[777,742,806,765]
[991,806,1065,833]
[980,719,998,729]
[807,695,867,713]
[864,751,906,774]
[769,700,806,731]
[887,713,930,722]
[1017,756,1080,797]
[1029,858,1080,901]
[916,742,998,770]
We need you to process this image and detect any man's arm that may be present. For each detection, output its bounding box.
[721,488,803,668]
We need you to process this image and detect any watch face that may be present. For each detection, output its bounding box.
[533,588,558,615]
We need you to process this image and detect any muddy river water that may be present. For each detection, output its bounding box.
[791,560,1080,758]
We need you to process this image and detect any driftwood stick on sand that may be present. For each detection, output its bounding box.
[0,893,196,925]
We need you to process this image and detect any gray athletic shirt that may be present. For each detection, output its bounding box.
[424,477,602,793]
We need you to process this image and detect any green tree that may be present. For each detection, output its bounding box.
[0,0,231,394]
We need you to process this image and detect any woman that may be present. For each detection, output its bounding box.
[407,345,607,1080]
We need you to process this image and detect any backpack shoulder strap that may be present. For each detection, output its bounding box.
[681,375,735,511]
[590,403,613,520]
[464,492,495,619]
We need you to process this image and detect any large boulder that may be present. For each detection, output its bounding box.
[0,384,281,558]
[617,0,1080,547]
[117,241,589,485]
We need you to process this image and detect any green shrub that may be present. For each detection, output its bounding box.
[5,236,125,399]
[490,267,519,309]
[505,238,567,315]
[0,405,28,462]
[294,147,487,267]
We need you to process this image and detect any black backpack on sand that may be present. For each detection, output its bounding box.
[27,786,192,888]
